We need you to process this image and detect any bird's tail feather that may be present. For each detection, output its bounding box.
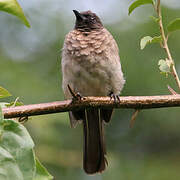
[83,108,106,174]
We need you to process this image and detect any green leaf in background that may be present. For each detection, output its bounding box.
[0,107,2,119]
[158,59,171,74]
[0,107,3,124]
[0,0,30,28]
[0,119,35,180]
[140,36,152,50]
[34,158,53,180]
[140,36,162,50]
[128,0,154,15]
[5,101,23,107]
[0,117,53,180]
[167,18,180,33]
[150,16,160,23]
[0,107,4,138]
[3,97,23,107]
[0,86,11,99]
[0,103,9,108]
[150,36,162,43]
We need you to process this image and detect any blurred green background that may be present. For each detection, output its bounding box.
[1,0,180,179]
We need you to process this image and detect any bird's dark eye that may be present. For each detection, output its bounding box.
[90,17,96,23]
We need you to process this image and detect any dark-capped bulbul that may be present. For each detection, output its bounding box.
[61,10,125,174]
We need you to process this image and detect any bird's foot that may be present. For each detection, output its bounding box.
[18,116,29,123]
[109,92,120,103]
[67,84,83,102]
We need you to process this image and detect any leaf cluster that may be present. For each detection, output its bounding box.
[0,1,53,179]
[129,0,180,77]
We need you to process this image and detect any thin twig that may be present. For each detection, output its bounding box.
[129,109,140,128]
[167,85,178,95]
[2,95,180,119]
[155,0,180,90]
[12,97,19,107]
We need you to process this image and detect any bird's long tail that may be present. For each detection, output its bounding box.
[83,108,106,174]
[69,108,113,174]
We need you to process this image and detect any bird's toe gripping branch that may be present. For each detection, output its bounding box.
[18,116,29,123]
[67,84,83,102]
[109,92,120,103]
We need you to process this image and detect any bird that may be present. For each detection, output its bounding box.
[61,10,125,174]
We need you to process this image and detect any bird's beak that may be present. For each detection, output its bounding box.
[73,10,85,21]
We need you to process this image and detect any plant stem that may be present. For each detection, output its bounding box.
[155,0,180,90]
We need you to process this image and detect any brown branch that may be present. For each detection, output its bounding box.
[167,85,178,95]
[130,109,140,128]
[2,95,180,119]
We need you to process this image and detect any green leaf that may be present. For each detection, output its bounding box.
[0,107,3,123]
[140,36,162,50]
[150,16,160,23]
[0,86,11,99]
[167,18,180,33]
[34,158,53,180]
[0,102,9,108]
[5,101,23,107]
[0,0,30,28]
[0,119,36,180]
[140,36,152,50]
[151,36,162,43]
[128,0,154,15]
[0,107,4,136]
[158,59,171,73]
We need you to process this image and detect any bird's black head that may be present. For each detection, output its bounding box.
[73,10,103,31]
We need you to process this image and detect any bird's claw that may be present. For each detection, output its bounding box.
[18,116,28,123]
[109,92,120,103]
[74,92,83,101]
[67,84,83,102]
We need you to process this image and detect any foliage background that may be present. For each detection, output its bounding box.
[0,0,180,179]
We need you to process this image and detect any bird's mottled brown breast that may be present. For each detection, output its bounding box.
[64,28,115,56]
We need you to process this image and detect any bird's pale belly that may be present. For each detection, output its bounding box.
[65,57,111,97]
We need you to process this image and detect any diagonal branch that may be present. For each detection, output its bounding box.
[155,0,180,90]
[2,95,180,119]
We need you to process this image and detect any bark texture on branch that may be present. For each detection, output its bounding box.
[2,95,180,119]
